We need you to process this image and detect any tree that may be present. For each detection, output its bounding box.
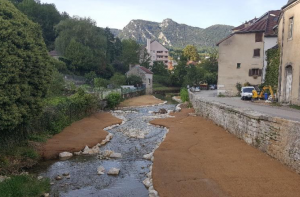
[16,0,66,50]
[110,73,126,87]
[55,17,107,76]
[139,48,151,69]
[0,1,53,132]
[127,75,143,87]
[183,45,200,62]
[265,47,280,91]
[152,62,169,76]
[121,39,140,69]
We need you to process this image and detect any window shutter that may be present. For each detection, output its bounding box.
[259,69,262,76]
[255,33,263,42]
[249,69,253,76]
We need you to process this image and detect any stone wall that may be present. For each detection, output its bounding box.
[189,91,300,173]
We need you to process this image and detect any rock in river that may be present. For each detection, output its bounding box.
[59,152,73,159]
[107,168,120,175]
[97,166,105,175]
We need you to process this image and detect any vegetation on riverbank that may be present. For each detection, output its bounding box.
[0,175,50,197]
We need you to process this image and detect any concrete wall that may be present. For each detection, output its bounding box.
[218,33,264,96]
[278,1,300,105]
[189,91,300,173]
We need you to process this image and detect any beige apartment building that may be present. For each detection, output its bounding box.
[217,11,280,96]
[146,39,169,66]
[278,0,300,105]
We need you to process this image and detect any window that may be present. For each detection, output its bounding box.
[255,33,263,42]
[253,49,260,57]
[237,63,241,69]
[249,68,262,76]
[289,17,294,39]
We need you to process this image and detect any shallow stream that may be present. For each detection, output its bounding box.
[31,103,176,197]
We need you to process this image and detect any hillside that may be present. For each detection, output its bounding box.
[113,18,233,49]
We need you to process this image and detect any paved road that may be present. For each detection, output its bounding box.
[194,90,300,122]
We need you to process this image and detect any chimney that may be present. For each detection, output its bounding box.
[146,39,151,54]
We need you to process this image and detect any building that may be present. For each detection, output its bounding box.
[217,10,280,96]
[48,50,60,59]
[126,65,153,94]
[278,0,300,105]
[146,39,169,67]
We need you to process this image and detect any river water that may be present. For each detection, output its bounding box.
[32,103,176,197]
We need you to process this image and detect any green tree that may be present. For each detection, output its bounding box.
[183,45,200,62]
[16,0,65,50]
[139,48,151,69]
[0,1,53,131]
[152,62,168,76]
[55,17,107,76]
[121,39,140,69]
[126,75,143,87]
[110,73,126,87]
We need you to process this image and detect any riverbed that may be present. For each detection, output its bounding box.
[31,103,176,197]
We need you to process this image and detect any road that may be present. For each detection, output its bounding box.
[194,90,300,122]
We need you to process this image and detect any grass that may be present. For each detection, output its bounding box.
[290,105,300,110]
[0,175,50,197]
[0,145,40,175]
[153,83,180,91]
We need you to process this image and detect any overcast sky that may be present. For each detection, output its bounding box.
[40,0,286,29]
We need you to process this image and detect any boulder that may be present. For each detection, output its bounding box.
[59,152,73,159]
[74,151,82,156]
[110,152,122,158]
[97,166,105,175]
[158,108,168,114]
[55,175,63,181]
[43,193,50,197]
[149,188,159,197]
[82,146,91,155]
[37,176,43,180]
[143,178,152,188]
[103,150,114,157]
[107,168,120,175]
[62,173,69,176]
[0,176,8,183]
[143,153,153,160]
[175,104,181,112]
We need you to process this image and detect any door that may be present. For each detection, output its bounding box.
[285,66,293,102]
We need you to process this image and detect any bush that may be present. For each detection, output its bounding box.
[106,93,122,109]
[180,88,189,102]
[127,75,143,87]
[94,78,110,88]
[110,73,126,87]
[153,75,171,86]
[0,175,50,197]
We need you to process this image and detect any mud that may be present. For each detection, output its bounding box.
[32,104,176,197]
[151,108,300,197]
[118,95,164,107]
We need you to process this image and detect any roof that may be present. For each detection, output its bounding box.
[217,10,280,46]
[49,50,59,56]
[232,18,257,31]
[283,0,298,9]
[139,66,153,74]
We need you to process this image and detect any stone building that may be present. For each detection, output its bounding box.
[278,0,300,105]
[126,65,153,94]
[216,10,280,96]
[145,39,169,67]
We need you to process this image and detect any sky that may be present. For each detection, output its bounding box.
[40,0,286,29]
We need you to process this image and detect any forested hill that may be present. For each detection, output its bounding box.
[112,18,233,49]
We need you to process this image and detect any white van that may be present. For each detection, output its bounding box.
[241,86,255,100]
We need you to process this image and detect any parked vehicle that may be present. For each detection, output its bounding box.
[241,86,255,100]
[209,85,216,90]
[252,86,275,101]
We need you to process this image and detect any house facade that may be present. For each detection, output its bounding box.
[217,11,280,96]
[146,39,169,67]
[126,65,153,94]
[278,0,300,105]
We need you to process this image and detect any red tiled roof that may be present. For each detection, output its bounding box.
[232,18,257,31]
[139,66,153,74]
[217,10,280,45]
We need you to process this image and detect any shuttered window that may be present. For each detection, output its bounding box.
[255,33,263,42]
[254,49,260,57]
[289,17,294,39]
[249,69,262,76]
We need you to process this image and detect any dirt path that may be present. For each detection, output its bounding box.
[150,108,300,197]
[119,95,164,107]
[41,112,122,160]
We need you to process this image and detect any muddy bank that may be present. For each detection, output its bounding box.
[150,108,300,197]
[119,95,164,107]
[41,112,122,160]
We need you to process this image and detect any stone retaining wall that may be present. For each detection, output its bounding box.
[189,91,300,173]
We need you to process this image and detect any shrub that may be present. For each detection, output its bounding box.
[0,175,50,197]
[94,78,110,88]
[110,73,126,87]
[127,75,143,87]
[236,83,242,94]
[106,93,122,109]
[180,88,189,102]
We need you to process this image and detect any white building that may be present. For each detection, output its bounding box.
[146,39,169,67]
